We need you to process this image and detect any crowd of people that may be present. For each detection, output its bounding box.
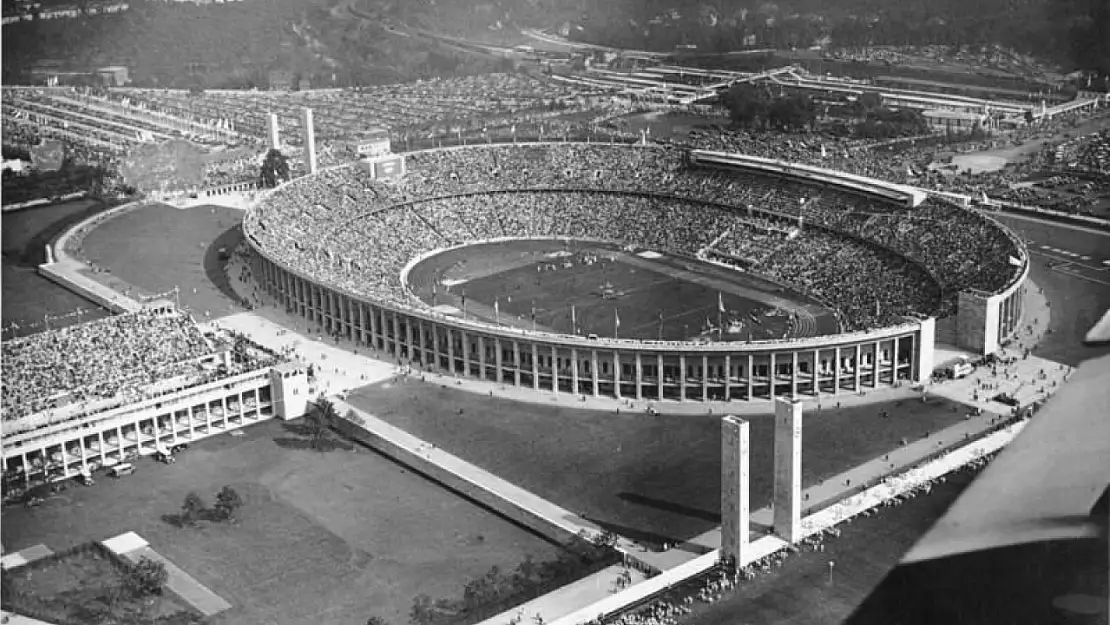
[249,142,1021,335]
[1,311,214,425]
[106,74,609,147]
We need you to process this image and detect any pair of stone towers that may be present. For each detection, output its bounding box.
[721,398,803,567]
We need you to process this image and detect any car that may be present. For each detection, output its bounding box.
[108,463,135,478]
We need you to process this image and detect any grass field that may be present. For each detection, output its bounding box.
[0,418,570,625]
[408,239,836,341]
[4,544,198,624]
[347,380,973,547]
[77,203,246,321]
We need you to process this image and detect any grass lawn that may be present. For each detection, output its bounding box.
[347,381,972,547]
[3,544,197,625]
[1,418,569,625]
[77,202,246,321]
[408,239,835,341]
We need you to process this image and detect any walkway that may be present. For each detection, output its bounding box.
[102,532,232,617]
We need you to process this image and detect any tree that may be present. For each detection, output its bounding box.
[124,556,168,598]
[1024,110,1035,126]
[722,83,769,128]
[367,618,391,625]
[410,594,435,625]
[259,148,291,188]
[181,491,206,525]
[305,395,336,449]
[214,485,243,521]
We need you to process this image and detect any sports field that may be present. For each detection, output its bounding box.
[76,202,247,320]
[0,418,570,625]
[407,239,837,341]
[347,380,974,547]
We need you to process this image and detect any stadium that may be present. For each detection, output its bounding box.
[244,141,1029,403]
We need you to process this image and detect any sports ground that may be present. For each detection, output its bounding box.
[407,239,838,341]
[5,201,1110,624]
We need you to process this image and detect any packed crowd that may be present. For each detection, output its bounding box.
[109,74,611,146]
[248,142,1019,334]
[1054,129,1110,176]
[1,311,214,423]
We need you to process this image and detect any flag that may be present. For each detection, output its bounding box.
[614,309,621,329]
[495,299,500,315]
[718,292,726,314]
[571,305,577,330]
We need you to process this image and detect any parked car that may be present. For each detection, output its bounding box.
[108,463,135,478]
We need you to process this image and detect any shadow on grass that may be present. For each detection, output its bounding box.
[272,420,355,453]
[202,225,244,304]
[588,518,684,552]
[618,492,721,524]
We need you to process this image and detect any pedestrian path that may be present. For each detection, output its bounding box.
[0,544,53,571]
[102,532,231,617]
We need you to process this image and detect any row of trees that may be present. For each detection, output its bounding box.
[722,85,818,131]
[721,84,929,138]
[166,486,243,527]
[410,530,619,625]
[565,0,1109,77]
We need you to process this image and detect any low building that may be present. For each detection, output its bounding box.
[1,311,308,497]
[922,109,988,133]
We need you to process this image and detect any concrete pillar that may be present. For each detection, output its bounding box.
[872,341,881,388]
[635,353,643,400]
[431,323,441,368]
[461,331,470,376]
[657,354,664,401]
[854,344,862,391]
[531,343,540,390]
[746,354,754,400]
[513,341,522,386]
[591,350,600,397]
[724,355,732,400]
[679,355,687,401]
[301,107,317,175]
[392,311,401,355]
[773,397,803,543]
[551,345,559,394]
[833,346,841,396]
[613,351,622,398]
[701,355,709,400]
[769,352,776,398]
[495,338,504,383]
[447,328,456,374]
[268,112,280,150]
[915,318,935,384]
[571,348,580,394]
[721,416,751,567]
[791,351,799,398]
[479,336,487,380]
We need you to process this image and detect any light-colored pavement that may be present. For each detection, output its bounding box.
[103,532,232,617]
